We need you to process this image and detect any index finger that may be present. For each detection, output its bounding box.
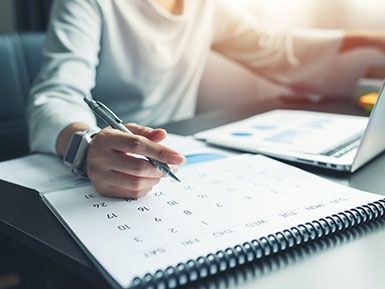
[111,132,186,165]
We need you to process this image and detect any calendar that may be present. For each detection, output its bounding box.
[42,154,381,288]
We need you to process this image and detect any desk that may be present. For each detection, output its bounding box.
[1,98,385,289]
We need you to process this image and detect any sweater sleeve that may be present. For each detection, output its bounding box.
[212,1,344,94]
[28,0,102,155]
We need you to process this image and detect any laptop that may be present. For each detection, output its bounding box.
[195,84,385,172]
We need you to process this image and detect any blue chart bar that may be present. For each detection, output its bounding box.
[231,132,253,137]
[181,153,227,166]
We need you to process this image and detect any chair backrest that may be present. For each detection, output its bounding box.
[0,33,45,160]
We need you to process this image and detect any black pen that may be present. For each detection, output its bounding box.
[84,97,181,182]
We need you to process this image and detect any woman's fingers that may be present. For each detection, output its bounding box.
[86,125,183,199]
[94,129,185,165]
[124,123,167,143]
[104,170,160,191]
[100,150,166,178]
[89,168,161,198]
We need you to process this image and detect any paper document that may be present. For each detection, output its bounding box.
[42,154,381,288]
[0,154,88,193]
[195,110,368,154]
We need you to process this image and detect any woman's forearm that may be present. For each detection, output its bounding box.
[340,30,385,53]
[56,123,91,157]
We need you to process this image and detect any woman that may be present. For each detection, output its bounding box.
[28,0,385,198]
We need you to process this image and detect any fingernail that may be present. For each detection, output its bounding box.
[153,128,166,134]
[170,154,186,165]
[171,165,179,173]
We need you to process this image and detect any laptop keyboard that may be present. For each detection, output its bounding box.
[321,133,363,158]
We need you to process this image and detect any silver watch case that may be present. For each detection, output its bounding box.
[63,129,100,177]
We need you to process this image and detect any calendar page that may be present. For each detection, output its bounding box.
[42,154,381,289]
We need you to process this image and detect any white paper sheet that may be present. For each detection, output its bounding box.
[0,154,89,193]
[42,154,382,289]
[195,110,368,154]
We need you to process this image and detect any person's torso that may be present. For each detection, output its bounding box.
[92,0,216,127]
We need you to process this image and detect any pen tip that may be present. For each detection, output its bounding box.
[169,171,181,183]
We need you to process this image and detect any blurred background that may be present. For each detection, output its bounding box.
[2,0,385,34]
[0,0,51,32]
[238,0,385,29]
[200,0,385,112]
[0,0,384,112]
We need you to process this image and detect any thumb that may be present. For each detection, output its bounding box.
[124,123,167,143]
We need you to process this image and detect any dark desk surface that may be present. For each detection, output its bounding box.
[1,98,385,289]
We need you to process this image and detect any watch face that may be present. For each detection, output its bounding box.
[64,134,83,164]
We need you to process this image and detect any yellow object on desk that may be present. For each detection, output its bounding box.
[359,92,379,113]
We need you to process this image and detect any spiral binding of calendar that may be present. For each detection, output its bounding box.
[130,199,385,289]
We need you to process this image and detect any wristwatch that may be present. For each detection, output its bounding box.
[63,129,100,177]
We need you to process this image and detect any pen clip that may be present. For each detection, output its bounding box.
[96,101,123,123]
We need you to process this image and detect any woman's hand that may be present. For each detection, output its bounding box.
[86,123,185,198]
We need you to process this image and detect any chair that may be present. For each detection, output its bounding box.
[0,32,47,287]
[0,33,45,161]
